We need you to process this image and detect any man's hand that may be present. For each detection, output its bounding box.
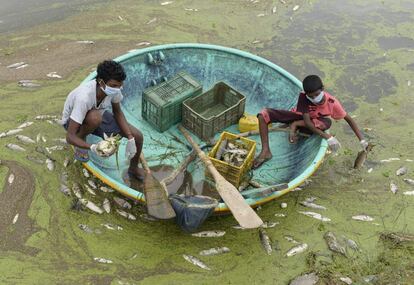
[360,139,369,151]
[327,136,341,153]
[125,137,137,160]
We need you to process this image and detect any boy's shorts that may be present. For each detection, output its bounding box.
[258,108,331,131]
[63,111,122,138]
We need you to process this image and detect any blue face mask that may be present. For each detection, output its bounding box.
[100,81,122,98]
[306,91,324,104]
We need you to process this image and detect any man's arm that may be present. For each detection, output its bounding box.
[343,114,364,141]
[112,102,133,139]
[66,119,91,149]
[303,113,331,139]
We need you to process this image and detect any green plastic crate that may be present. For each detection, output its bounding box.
[182,82,246,141]
[142,72,202,132]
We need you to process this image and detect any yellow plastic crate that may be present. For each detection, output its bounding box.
[208,131,256,188]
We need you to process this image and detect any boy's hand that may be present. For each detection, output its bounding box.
[327,136,341,153]
[360,139,369,151]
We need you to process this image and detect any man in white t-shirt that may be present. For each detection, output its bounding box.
[62,60,144,180]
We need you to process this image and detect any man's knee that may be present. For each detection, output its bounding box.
[85,110,102,128]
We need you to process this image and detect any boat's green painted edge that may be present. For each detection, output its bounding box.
[81,43,328,213]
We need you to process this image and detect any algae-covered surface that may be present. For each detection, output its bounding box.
[0,0,414,284]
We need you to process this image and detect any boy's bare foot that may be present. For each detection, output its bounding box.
[253,152,273,169]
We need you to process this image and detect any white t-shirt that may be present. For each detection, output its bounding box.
[61,80,123,125]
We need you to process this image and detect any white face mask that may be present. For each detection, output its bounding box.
[306,91,324,104]
[100,81,122,98]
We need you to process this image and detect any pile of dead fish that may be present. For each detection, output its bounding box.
[214,140,249,167]
[388,166,414,196]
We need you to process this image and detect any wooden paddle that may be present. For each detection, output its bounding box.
[179,125,263,229]
[139,153,176,220]
[160,150,196,191]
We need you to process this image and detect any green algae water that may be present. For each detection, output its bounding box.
[0,0,413,284]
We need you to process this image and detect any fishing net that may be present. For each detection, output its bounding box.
[169,194,218,233]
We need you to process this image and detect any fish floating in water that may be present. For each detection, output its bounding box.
[146,17,157,25]
[79,224,94,234]
[6,143,26,152]
[76,40,94,44]
[101,223,123,231]
[45,158,55,171]
[298,211,331,222]
[100,186,114,193]
[289,272,319,285]
[259,228,273,255]
[84,184,96,196]
[116,209,136,220]
[8,173,15,184]
[26,155,44,164]
[341,235,359,252]
[199,247,230,256]
[324,232,347,256]
[46,72,62,79]
[396,166,408,176]
[88,179,97,189]
[261,221,279,228]
[17,121,34,129]
[354,143,374,169]
[339,277,353,285]
[403,178,414,185]
[182,254,210,270]
[82,168,90,178]
[18,80,40,88]
[63,157,70,168]
[16,135,35,144]
[7,62,26,69]
[136,41,151,47]
[292,5,300,11]
[274,213,286,217]
[286,243,308,257]
[390,181,398,194]
[113,197,132,209]
[299,200,327,210]
[81,199,104,214]
[284,235,300,244]
[46,145,65,152]
[102,198,111,213]
[160,1,173,5]
[59,184,71,196]
[352,215,374,222]
[72,183,82,199]
[191,230,225,238]
[12,213,19,225]
[403,190,414,196]
[35,115,57,120]
[94,257,113,264]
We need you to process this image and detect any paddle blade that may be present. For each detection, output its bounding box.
[143,174,176,220]
[215,176,263,229]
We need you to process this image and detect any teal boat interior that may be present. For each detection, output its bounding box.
[83,43,328,213]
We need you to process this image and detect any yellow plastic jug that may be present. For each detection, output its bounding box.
[238,113,271,133]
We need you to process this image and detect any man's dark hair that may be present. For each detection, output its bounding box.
[96,60,126,83]
[302,75,323,94]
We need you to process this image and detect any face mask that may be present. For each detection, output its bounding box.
[100,81,122,98]
[306,91,324,104]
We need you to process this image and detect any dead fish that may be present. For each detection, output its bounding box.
[257,13,266,17]
[390,181,398,194]
[59,184,71,196]
[136,41,151,47]
[403,178,414,185]
[298,211,331,222]
[79,224,94,233]
[82,168,90,178]
[17,121,34,129]
[100,186,114,193]
[7,62,26,69]
[116,209,136,220]
[274,213,286,217]
[46,145,65,152]
[35,115,57,120]
[252,40,261,44]
[41,136,47,143]
[184,8,199,12]
[84,184,96,196]
[72,184,82,199]
[6,143,26,152]
[199,247,230,256]
[102,198,111,213]
[160,1,173,5]
[261,221,279,228]
[341,235,359,251]
[272,6,277,14]
[12,213,19,224]
[16,135,35,144]
[215,139,227,159]
[46,72,62,78]
[60,171,68,184]
[191,230,225,238]
[140,213,157,221]
[101,223,123,230]
[6,128,23,136]
[53,138,67,144]
[76,40,94,44]
[18,81,40,88]
[63,157,70,168]
[396,166,408,176]
[259,228,273,255]
[45,158,54,171]
[339,277,353,285]
[36,133,41,142]
[113,197,132,209]
[88,179,97,189]
[146,17,157,25]
[352,215,374,222]
[299,201,327,210]
[8,173,15,184]
[80,199,104,214]
[94,257,113,264]
[293,5,300,11]
[284,235,300,244]
[286,243,308,257]
[289,273,319,285]
[26,155,44,164]
[324,232,347,256]
[182,254,210,270]
[403,190,414,196]
[354,143,374,169]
